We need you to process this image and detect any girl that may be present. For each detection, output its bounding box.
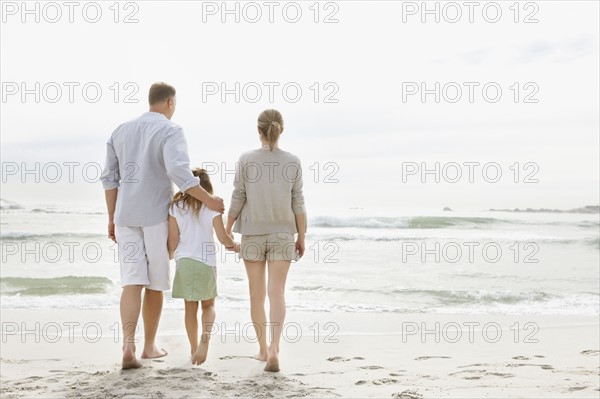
[226,109,307,372]
[168,168,239,365]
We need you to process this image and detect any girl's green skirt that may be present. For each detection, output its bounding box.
[172,257,218,301]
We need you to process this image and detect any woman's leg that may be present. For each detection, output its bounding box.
[244,260,268,360]
[265,260,291,371]
[192,298,215,365]
[184,300,199,357]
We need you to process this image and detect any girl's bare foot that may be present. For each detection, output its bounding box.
[254,350,268,361]
[192,335,210,365]
[122,348,142,370]
[140,346,168,359]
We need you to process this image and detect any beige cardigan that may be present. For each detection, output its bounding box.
[228,148,306,235]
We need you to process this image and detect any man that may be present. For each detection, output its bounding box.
[100,82,224,369]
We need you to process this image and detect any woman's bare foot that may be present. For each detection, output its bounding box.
[192,336,209,365]
[122,348,142,370]
[140,346,168,359]
[264,350,280,372]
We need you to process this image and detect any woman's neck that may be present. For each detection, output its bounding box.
[260,141,279,149]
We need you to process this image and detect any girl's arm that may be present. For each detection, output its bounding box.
[225,215,236,238]
[167,215,179,259]
[214,215,240,252]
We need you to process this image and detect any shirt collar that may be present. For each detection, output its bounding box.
[142,111,168,120]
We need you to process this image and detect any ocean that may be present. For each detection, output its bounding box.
[1,199,598,316]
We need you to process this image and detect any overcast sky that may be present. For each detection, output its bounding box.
[1,1,598,214]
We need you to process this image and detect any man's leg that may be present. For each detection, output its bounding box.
[121,285,143,369]
[141,288,166,358]
[141,221,170,359]
[115,224,148,369]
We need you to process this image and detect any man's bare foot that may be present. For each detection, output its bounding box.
[254,350,268,361]
[264,351,280,372]
[122,348,142,370]
[192,338,209,365]
[140,346,168,359]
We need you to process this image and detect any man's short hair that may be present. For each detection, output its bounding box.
[148,82,176,105]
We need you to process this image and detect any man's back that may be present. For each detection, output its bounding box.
[101,112,198,227]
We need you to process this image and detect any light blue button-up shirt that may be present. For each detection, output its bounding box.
[100,112,200,227]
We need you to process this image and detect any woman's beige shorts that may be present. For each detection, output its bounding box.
[240,233,297,262]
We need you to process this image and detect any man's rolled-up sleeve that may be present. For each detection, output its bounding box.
[100,138,120,190]
[163,128,199,192]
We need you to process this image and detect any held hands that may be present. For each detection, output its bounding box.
[225,240,240,253]
[224,228,239,253]
[226,242,241,253]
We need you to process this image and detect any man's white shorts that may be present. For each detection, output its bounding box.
[115,221,170,291]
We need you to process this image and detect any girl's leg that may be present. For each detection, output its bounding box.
[184,300,199,357]
[265,260,291,371]
[244,260,268,360]
[192,298,215,365]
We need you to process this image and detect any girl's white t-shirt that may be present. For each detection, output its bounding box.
[169,203,221,267]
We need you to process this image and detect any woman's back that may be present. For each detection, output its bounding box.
[229,147,305,236]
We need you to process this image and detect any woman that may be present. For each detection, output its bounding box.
[226,109,306,372]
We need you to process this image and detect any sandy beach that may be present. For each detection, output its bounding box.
[1,309,598,398]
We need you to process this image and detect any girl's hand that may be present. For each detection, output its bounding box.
[295,236,305,258]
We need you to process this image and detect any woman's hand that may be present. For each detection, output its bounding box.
[295,235,305,258]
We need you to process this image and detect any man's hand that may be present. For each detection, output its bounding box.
[295,235,305,258]
[206,195,225,214]
[108,221,116,242]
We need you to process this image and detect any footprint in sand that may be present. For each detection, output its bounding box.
[372,378,398,385]
[568,386,588,392]
[414,356,451,361]
[392,390,423,399]
[507,363,554,370]
[457,363,492,368]
[219,355,255,360]
[355,378,398,386]
[449,370,514,380]
[327,356,365,362]
[581,350,600,356]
